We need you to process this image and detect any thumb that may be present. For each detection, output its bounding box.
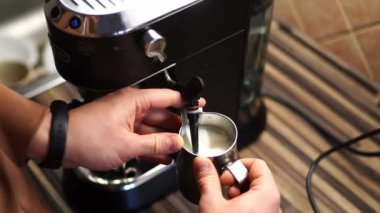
[193,157,224,200]
[132,133,183,156]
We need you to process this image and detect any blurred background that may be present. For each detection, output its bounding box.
[273,0,380,85]
[0,0,41,23]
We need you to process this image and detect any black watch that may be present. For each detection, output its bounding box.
[39,100,68,169]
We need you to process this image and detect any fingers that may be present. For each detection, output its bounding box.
[130,133,184,156]
[193,157,224,201]
[135,124,165,135]
[139,109,181,132]
[221,158,273,185]
[139,88,184,108]
[121,87,206,109]
[244,158,277,190]
[227,185,241,198]
[243,159,281,210]
[220,158,279,199]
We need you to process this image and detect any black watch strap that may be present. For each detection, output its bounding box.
[39,100,68,169]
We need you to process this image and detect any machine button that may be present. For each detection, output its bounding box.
[69,17,81,29]
[142,29,167,63]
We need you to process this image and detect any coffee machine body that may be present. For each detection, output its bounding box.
[44,0,272,211]
[45,0,253,121]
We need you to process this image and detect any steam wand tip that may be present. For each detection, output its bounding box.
[187,110,200,153]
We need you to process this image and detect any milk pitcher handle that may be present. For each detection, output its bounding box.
[226,160,248,184]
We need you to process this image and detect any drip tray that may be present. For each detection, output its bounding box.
[63,159,178,212]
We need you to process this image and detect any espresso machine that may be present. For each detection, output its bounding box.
[44,0,273,211]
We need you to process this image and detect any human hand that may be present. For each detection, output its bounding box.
[194,157,281,213]
[29,87,205,170]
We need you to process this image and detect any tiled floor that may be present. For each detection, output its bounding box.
[273,0,380,84]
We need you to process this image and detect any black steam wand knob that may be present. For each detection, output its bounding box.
[182,77,204,108]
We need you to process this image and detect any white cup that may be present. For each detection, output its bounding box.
[0,34,40,87]
[0,60,34,87]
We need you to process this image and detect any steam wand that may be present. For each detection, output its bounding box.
[186,108,200,153]
[164,71,204,153]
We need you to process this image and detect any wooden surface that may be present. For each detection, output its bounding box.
[259,22,380,212]
[28,21,380,213]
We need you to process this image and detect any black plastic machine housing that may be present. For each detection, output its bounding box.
[47,0,254,122]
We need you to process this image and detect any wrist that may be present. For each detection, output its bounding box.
[0,84,48,163]
[29,100,82,168]
[27,110,51,162]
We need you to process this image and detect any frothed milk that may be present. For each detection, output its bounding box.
[182,124,233,156]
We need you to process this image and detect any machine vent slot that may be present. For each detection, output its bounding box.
[64,0,126,13]
[70,0,79,5]
[95,0,106,8]
[71,0,124,10]
[82,0,95,9]
[107,0,115,6]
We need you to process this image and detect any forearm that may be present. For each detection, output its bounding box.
[0,84,48,164]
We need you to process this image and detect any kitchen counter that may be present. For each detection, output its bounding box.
[26,21,380,212]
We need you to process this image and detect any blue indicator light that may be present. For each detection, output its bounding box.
[69,17,81,29]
